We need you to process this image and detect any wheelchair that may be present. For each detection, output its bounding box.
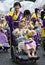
[11,36,39,64]
[10,30,39,63]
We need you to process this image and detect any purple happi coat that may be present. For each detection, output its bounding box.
[5,12,24,30]
[31,18,36,25]
[5,11,23,44]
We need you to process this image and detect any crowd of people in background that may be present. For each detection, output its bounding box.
[0,2,45,56]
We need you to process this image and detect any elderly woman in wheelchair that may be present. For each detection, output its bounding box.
[12,20,38,58]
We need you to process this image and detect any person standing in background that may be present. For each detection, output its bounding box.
[41,5,45,20]
[5,2,24,45]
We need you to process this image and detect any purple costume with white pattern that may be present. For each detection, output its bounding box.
[0,32,9,47]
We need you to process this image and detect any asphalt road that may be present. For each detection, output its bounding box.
[0,46,45,65]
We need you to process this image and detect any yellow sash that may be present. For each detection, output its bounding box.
[24,30,33,40]
[7,11,20,20]
[29,22,34,29]
[44,16,45,19]
[32,13,37,19]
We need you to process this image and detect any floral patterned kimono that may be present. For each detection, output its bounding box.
[0,31,9,47]
[0,19,9,47]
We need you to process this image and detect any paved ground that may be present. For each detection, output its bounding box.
[0,46,45,65]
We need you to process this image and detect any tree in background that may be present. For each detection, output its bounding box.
[25,0,36,2]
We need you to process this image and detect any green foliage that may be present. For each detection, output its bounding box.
[26,0,36,2]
